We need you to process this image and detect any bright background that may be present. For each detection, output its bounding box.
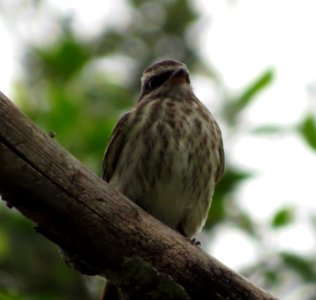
[1,1,316,299]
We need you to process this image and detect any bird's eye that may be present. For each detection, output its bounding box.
[145,76,163,91]
[145,79,155,90]
[144,71,173,93]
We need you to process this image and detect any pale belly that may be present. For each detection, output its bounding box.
[109,98,219,237]
[109,129,215,237]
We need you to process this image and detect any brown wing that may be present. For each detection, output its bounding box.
[214,123,225,184]
[215,137,225,183]
[102,112,131,182]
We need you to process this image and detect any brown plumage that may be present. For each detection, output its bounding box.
[102,60,224,238]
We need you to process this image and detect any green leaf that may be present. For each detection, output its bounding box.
[236,69,274,110]
[281,252,316,281]
[216,168,252,195]
[225,69,274,122]
[298,114,316,150]
[271,207,294,228]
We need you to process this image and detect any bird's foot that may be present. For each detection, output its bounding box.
[190,237,201,247]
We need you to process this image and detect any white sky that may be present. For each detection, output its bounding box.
[0,26,14,96]
[1,0,316,284]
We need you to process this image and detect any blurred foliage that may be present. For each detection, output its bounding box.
[271,207,294,228]
[206,168,252,228]
[0,207,92,300]
[224,69,274,125]
[0,0,316,299]
[280,252,316,282]
[299,114,316,150]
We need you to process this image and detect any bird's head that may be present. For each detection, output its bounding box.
[139,60,191,100]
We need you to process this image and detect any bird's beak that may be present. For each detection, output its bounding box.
[166,69,190,85]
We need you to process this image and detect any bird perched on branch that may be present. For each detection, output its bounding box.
[101,60,224,299]
[103,59,224,240]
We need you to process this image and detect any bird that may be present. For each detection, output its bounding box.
[102,59,225,240]
[101,59,225,300]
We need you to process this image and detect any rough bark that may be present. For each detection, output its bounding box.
[0,91,277,300]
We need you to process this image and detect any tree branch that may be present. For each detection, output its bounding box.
[0,91,277,300]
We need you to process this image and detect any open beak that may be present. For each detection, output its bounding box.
[166,68,190,85]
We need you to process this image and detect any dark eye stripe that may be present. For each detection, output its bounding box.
[143,70,174,93]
